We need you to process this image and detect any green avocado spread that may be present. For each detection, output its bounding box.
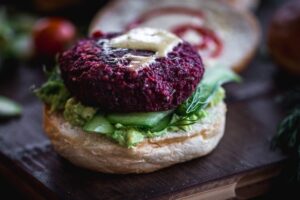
[36,67,240,148]
[63,98,97,127]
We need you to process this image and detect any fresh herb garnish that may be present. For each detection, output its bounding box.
[273,108,300,156]
[177,67,240,116]
[272,88,300,182]
[172,68,240,129]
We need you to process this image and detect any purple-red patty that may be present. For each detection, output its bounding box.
[59,34,204,112]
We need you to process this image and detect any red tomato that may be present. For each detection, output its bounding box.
[33,18,76,56]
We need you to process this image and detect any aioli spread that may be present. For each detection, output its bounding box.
[109,28,182,69]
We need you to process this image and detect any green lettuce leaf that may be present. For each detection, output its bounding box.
[177,67,240,116]
[35,66,71,112]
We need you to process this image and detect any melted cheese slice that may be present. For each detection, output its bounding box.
[109,28,182,69]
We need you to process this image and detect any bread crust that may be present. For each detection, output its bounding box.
[89,0,260,73]
[43,102,226,174]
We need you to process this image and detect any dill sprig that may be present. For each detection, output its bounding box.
[171,67,240,129]
[169,112,205,128]
[272,88,300,183]
[178,83,219,115]
[273,108,300,154]
[177,67,241,116]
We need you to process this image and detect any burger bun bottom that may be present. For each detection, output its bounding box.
[44,102,226,174]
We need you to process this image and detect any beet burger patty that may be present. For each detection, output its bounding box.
[59,28,204,112]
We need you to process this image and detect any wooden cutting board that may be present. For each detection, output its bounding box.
[0,1,289,199]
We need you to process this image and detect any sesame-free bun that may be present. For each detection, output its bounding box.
[43,102,226,174]
[89,0,260,72]
[225,0,260,10]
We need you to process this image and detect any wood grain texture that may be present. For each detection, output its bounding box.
[0,1,290,199]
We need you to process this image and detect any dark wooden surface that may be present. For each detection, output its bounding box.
[0,0,292,199]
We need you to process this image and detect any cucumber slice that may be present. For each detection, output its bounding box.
[0,96,22,117]
[83,115,114,134]
[151,115,171,132]
[107,110,173,128]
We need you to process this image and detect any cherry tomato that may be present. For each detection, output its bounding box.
[33,17,76,56]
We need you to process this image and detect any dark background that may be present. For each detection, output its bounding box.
[0,1,109,199]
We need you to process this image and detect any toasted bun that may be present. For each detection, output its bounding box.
[43,102,226,174]
[89,0,260,72]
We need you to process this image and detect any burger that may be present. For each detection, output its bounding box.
[36,27,239,173]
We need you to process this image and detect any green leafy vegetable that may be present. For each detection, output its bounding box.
[173,68,240,129]
[34,66,70,112]
[0,96,22,117]
[177,67,240,116]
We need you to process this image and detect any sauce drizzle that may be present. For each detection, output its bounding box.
[172,24,223,58]
[126,6,223,58]
[109,28,182,70]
